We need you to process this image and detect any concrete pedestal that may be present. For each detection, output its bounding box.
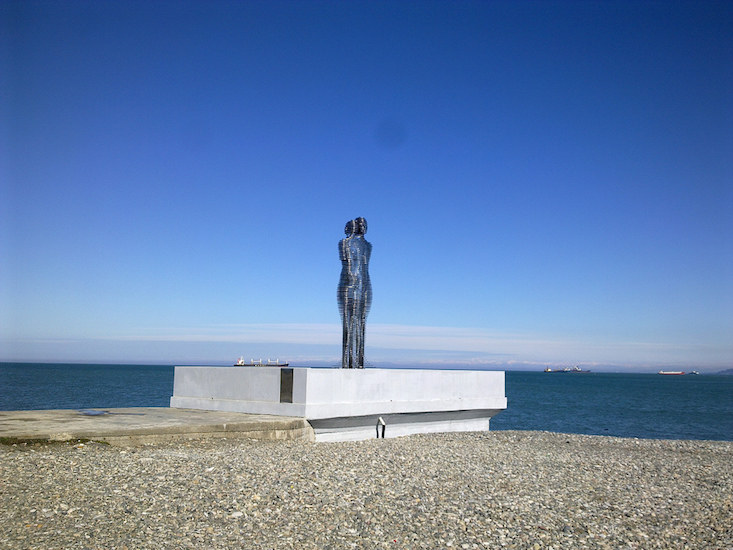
[170,367,506,441]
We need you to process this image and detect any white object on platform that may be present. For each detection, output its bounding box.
[170,367,507,441]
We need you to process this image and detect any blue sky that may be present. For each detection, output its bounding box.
[1,0,732,371]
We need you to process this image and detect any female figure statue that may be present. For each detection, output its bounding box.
[337,217,372,368]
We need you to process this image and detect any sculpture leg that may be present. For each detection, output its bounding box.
[345,314,357,368]
[357,322,365,368]
[342,321,350,368]
[352,315,364,368]
[341,296,355,368]
[351,317,360,368]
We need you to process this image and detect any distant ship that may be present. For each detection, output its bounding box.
[544,366,591,373]
[235,357,289,367]
[658,371,685,375]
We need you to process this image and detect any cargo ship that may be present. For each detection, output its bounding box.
[235,357,289,367]
[658,371,685,375]
[544,366,591,373]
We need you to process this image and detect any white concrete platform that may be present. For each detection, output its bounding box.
[170,367,507,441]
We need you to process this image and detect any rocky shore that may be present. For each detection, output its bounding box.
[1,431,731,549]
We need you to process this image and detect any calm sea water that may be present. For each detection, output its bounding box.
[0,363,175,411]
[491,371,733,442]
[1,363,731,441]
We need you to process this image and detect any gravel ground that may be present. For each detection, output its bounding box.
[1,431,731,550]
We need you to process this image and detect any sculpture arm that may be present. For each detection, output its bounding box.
[339,238,349,261]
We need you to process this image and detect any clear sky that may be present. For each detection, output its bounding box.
[1,1,732,371]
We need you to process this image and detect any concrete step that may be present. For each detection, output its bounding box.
[0,407,315,445]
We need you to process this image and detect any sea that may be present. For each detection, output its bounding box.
[1,363,731,442]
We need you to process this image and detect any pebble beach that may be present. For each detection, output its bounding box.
[1,431,731,550]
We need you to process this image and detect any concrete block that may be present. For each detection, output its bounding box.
[171,367,507,441]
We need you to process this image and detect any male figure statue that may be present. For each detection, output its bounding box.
[337,217,372,368]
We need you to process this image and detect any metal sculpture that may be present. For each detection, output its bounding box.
[337,217,372,368]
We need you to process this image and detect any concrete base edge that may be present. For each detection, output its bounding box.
[93,426,316,445]
[0,408,316,446]
[310,409,501,442]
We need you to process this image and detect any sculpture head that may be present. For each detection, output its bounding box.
[354,217,367,235]
[344,219,356,236]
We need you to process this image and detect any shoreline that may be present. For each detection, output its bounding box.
[2,430,731,549]
[2,424,732,446]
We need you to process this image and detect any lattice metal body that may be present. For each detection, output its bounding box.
[337,217,372,368]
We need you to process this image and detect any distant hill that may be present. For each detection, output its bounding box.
[716,368,733,375]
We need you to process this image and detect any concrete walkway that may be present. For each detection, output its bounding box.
[0,407,315,445]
